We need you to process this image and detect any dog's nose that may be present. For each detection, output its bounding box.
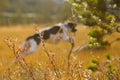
[72,29,77,32]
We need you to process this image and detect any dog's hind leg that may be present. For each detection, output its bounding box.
[14,39,38,63]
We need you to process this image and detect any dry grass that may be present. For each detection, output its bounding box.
[0,24,120,80]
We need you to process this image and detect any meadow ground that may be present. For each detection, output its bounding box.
[0,24,120,79]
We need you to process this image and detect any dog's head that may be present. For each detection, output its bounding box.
[66,22,77,33]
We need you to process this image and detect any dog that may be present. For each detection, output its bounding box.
[15,21,77,62]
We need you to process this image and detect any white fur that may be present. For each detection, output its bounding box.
[16,39,38,61]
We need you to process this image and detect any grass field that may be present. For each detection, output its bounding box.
[0,24,120,80]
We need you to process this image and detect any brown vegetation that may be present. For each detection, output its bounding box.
[0,24,120,80]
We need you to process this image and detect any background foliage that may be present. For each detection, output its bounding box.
[68,0,120,49]
[0,0,71,25]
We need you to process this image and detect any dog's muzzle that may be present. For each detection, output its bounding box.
[71,28,77,36]
[72,28,77,33]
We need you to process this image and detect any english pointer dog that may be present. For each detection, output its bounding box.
[15,21,77,62]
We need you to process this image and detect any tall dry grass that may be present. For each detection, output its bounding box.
[0,24,120,80]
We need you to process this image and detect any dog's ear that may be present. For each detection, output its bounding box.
[67,22,77,28]
[66,22,77,32]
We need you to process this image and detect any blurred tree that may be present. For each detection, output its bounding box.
[57,2,71,22]
[0,0,76,25]
[0,0,9,11]
[113,0,120,7]
[0,0,72,25]
[39,0,58,23]
[67,0,120,49]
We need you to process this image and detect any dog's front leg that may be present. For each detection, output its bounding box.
[68,37,75,47]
